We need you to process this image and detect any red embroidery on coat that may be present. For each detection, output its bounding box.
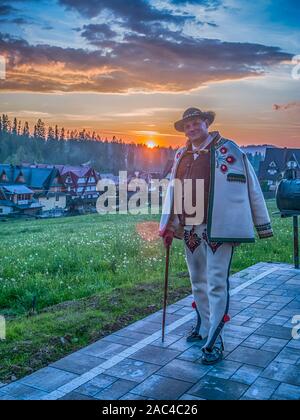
[223,314,231,323]
[226,155,236,164]
[221,164,228,173]
[220,147,228,154]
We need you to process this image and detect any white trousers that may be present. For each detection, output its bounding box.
[183,223,234,350]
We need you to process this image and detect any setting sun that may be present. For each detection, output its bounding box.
[146,141,156,149]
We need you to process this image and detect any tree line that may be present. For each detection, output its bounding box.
[0,115,175,173]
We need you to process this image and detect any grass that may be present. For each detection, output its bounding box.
[0,199,294,382]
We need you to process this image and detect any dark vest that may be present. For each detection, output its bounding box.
[175,141,212,226]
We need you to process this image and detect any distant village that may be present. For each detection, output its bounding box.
[0,145,299,219]
[0,115,299,219]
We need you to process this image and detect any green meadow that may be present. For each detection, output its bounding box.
[0,200,293,382]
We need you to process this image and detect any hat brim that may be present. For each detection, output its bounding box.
[174,111,215,132]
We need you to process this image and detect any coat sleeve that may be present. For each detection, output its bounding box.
[243,153,274,239]
[159,147,185,239]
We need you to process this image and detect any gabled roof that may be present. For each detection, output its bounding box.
[258,147,300,180]
[2,184,34,194]
[0,165,64,190]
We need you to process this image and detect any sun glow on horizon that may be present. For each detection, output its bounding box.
[146,140,156,149]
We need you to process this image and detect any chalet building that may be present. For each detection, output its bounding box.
[23,164,101,213]
[258,147,300,190]
[0,164,66,216]
[0,184,42,216]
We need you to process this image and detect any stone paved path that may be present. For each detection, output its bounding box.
[1,262,300,400]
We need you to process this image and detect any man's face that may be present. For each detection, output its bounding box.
[183,117,209,143]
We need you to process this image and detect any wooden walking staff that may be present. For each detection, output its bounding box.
[162,243,170,343]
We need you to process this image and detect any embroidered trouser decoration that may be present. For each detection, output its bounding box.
[184,224,234,349]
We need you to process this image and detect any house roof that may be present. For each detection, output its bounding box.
[0,165,64,190]
[22,163,95,178]
[2,184,34,194]
[258,147,300,181]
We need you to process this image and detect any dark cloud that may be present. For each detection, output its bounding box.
[59,0,194,33]
[0,31,293,93]
[0,4,17,15]
[81,24,118,47]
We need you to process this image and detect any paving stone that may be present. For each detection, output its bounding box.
[156,359,212,383]
[75,374,118,396]
[167,337,195,352]
[124,321,161,334]
[241,296,261,304]
[271,383,300,400]
[0,382,49,400]
[80,341,129,359]
[238,308,277,321]
[229,302,251,311]
[242,378,280,400]
[102,334,142,346]
[144,312,183,325]
[94,379,137,400]
[0,394,18,400]
[19,367,78,392]
[177,346,202,362]
[226,346,276,368]
[226,324,255,341]
[267,316,290,327]
[59,391,97,400]
[112,330,149,341]
[178,394,205,400]
[231,315,251,326]
[207,360,241,380]
[230,365,263,385]
[170,321,195,336]
[119,392,151,400]
[103,358,161,383]
[188,376,248,400]
[286,339,300,350]
[128,345,180,366]
[151,334,183,348]
[261,338,289,353]
[129,374,192,400]
[242,321,263,329]
[50,352,106,375]
[223,337,244,353]
[261,362,300,386]
[242,334,269,349]
[274,347,300,365]
[255,324,292,340]
[174,308,194,316]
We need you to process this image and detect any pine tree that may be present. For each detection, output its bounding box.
[23,122,30,137]
[47,126,55,141]
[35,119,46,140]
[12,117,17,135]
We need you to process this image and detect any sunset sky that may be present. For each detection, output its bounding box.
[0,0,299,148]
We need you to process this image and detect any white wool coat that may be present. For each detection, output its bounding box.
[159,132,273,243]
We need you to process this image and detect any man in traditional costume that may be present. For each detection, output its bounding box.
[159,107,273,364]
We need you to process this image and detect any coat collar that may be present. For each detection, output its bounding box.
[185,131,222,152]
